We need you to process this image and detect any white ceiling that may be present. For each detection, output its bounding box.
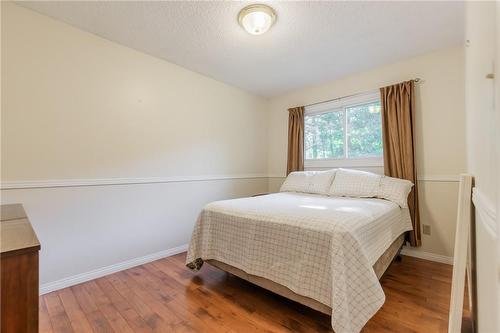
[18,1,464,97]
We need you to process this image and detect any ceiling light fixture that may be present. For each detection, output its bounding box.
[238,4,277,35]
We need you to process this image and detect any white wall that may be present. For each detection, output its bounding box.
[267,47,466,259]
[1,3,269,289]
[1,3,268,181]
[465,2,499,332]
[497,4,500,330]
[3,178,268,292]
[1,2,472,293]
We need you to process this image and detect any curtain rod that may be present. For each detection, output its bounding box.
[302,78,422,108]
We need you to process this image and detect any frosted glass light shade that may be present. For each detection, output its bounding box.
[238,4,277,35]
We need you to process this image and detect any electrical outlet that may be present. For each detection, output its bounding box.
[422,224,431,235]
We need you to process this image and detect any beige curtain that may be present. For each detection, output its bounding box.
[380,80,421,247]
[286,106,305,175]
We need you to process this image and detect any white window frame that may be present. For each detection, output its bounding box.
[304,91,383,169]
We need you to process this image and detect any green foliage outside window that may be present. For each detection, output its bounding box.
[305,111,344,159]
[305,101,382,160]
[346,101,383,158]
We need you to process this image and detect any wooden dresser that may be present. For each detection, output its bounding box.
[1,204,40,333]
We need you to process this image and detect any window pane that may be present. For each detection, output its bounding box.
[346,101,383,158]
[305,111,345,159]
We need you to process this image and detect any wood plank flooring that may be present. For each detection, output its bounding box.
[40,254,472,333]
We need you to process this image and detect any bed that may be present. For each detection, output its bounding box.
[186,189,413,333]
[205,233,405,315]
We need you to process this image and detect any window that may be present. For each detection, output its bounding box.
[304,92,383,167]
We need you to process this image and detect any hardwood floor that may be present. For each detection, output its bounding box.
[40,254,472,333]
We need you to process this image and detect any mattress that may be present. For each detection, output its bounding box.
[186,192,413,333]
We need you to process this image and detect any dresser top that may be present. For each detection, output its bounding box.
[1,204,40,255]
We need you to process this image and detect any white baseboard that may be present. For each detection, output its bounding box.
[401,247,453,265]
[39,243,188,295]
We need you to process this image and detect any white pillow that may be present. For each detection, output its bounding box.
[329,168,381,198]
[377,176,414,208]
[280,169,337,195]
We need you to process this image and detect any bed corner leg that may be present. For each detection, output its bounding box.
[395,247,403,262]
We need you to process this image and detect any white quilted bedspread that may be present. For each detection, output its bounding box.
[186,192,412,333]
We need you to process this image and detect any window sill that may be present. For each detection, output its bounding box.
[304,158,383,169]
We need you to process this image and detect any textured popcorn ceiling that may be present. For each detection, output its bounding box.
[18,1,464,97]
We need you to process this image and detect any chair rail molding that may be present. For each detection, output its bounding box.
[267,173,461,182]
[0,174,271,190]
[416,174,460,182]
